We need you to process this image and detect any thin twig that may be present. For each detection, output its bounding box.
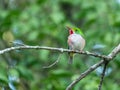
[10,41,27,46]
[43,54,62,69]
[98,61,108,90]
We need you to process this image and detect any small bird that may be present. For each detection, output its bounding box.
[67,26,85,64]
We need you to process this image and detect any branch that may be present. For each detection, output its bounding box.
[98,61,108,90]
[0,44,120,90]
[0,45,111,60]
[42,54,62,69]
[66,43,120,90]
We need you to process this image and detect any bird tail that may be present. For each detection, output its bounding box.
[68,53,74,64]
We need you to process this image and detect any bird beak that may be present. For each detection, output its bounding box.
[66,26,71,30]
[66,26,74,34]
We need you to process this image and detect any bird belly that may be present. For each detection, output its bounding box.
[68,34,85,51]
[72,40,81,50]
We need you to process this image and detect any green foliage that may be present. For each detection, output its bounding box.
[0,69,8,86]
[0,0,120,89]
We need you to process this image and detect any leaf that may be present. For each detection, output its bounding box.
[0,70,8,85]
[17,65,33,80]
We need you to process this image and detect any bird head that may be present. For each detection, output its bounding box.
[66,26,84,36]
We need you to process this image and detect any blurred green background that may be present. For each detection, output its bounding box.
[0,0,120,90]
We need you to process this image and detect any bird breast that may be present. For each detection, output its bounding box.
[68,34,85,51]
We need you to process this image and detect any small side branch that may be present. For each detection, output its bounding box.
[98,61,108,90]
[43,54,62,69]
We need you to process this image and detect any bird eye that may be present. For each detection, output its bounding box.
[75,29,77,31]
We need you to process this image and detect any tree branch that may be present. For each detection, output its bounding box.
[0,44,120,90]
[0,45,111,60]
[66,43,120,90]
[98,61,108,90]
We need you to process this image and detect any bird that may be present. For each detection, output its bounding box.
[67,26,85,64]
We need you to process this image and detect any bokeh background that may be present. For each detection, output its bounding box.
[0,0,120,90]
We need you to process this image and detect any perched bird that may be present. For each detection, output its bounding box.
[67,26,85,64]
